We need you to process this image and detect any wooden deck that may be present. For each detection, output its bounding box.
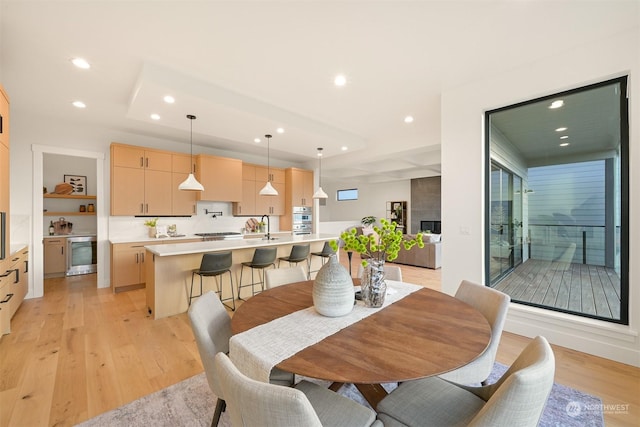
[492,259,621,320]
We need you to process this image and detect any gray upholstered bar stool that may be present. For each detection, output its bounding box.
[238,247,277,299]
[309,241,335,277]
[190,251,235,311]
[277,244,311,278]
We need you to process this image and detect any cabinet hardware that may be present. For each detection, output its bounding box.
[145,157,149,168]
[140,157,144,167]
[135,253,139,264]
[0,293,13,304]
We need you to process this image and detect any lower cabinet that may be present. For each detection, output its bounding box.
[44,238,66,277]
[111,242,148,292]
[1,246,29,336]
[111,239,199,292]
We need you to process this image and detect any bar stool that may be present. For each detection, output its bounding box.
[309,242,335,277]
[238,247,277,299]
[190,251,235,311]
[277,244,311,278]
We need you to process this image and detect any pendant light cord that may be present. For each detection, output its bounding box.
[265,134,272,182]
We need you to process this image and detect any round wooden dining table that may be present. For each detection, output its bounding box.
[230,280,491,407]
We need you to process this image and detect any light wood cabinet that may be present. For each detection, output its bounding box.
[171,154,197,215]
[111,242,148,292]
[0,84,9,148]
[195,154,242,202]
[0,245,28,335]
[281,168,314,231]
[286,168,314,207]
[1,85,10,259]
[110,143,172,215]
[233,164,284,216]
[44,238,66,277]
[111,239,200,292]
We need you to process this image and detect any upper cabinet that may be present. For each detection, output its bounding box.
[281,167,314,231]
[195,154,242,202]
[110,143,172,215]
[286,168,314,207]
[233,164,284,216]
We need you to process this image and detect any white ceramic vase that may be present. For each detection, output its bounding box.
[313,254,354,317]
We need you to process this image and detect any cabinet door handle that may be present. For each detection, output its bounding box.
[140,203,144,213]
[145,157,149,168]
[140,157,144,167]
[141,253,145,263]
[145,204,149,213]
[0,293,13,304]
[61,247,64,255]
[135,253,139,264]
[24,260,29,273]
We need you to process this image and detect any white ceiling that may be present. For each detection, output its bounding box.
[2,1,638,183]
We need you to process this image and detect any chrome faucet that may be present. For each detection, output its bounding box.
[261,214,270,240]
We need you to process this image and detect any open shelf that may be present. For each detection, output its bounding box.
[44,194,96,199]
[44,211,96,216]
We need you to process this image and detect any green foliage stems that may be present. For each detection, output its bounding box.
[330,219,424,267]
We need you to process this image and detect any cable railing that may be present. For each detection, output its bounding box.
[526,224,614,266]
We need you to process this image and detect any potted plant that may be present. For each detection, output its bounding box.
[144,217,159,238]
[331,219,424,307]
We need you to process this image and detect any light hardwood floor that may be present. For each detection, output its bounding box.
[0,256,638,426]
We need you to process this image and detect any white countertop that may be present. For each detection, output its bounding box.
[145,233,338,257]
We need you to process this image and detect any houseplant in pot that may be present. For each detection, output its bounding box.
[144,217,159,238]
[331,219,424,307]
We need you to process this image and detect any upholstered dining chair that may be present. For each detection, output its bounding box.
[265,265,307,289]
[376,335,555,427]
[188,291,294,427]
[438,279,510,384]
[215,352,383,427]
[357,264,403,282]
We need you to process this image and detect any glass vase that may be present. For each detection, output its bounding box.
[361,258,387,308]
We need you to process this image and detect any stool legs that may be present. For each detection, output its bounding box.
[238,264,272,300]
[190,271,235,311]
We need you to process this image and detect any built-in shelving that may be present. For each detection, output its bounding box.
[43,194,97,216]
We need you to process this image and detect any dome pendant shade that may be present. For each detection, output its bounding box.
[313,147,328,199]
[179,114,204,192]
[259,134,278,196]
[259,181,278,196]
[179,173,205,191]
[313,186,328,199]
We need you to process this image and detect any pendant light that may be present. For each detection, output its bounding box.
[313,147,328,199]
[179,114,204,191]
[259,134,278,196]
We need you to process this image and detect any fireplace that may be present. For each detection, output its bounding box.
[420,220,441,234]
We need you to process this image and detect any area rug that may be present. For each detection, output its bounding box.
[77,363,604,427]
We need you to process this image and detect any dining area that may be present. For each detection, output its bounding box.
[188,252,556,426]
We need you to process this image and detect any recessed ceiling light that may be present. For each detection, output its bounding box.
[150,113,160,120]
[560,135,569,140]
[334,74,347,86]
[549,100,564,109]
[560,142,570,147]
[555,127,567,132]
[163,95,175,104]
[404,116,414,123]
[341,146,348,151]
[72,101,86,108]
[71,58,90,69]
[254,138,261,143]
[276,127,284,134]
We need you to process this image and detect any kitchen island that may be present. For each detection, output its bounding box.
[144,233,337,319]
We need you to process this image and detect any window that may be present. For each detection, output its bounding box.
[485,77,629,324]
[337,188,358,201]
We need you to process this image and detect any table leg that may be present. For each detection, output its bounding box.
[329,382,388,408]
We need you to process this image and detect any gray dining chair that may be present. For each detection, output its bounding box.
[265,265,307,289]
[188,291,294,427]
[439,279,510,384]
[377,335,555,427]
[215,352,382,427]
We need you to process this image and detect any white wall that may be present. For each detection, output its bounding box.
[441,29,639,366]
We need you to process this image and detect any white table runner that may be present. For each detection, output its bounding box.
[229,281,422,383]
